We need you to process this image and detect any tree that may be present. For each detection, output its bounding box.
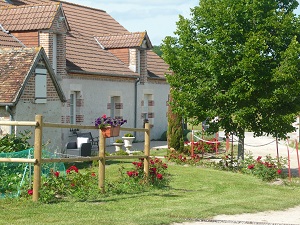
[162,0,300,147]
[167,90,184,152]
[152,45,163,57]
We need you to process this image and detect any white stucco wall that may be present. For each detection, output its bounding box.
[60,77,169,145]
[14,101,63,152]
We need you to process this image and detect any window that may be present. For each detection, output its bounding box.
[70,92,77,124]
[35,68,47,104]
[110,96,121,118]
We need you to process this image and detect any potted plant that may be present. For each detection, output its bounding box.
[94,114,127,138]
[122,133,135,152]
[113,139,124,152]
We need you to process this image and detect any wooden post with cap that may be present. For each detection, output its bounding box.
[144,122,150,178]
[33,114,43,202]
[99,129,106,193]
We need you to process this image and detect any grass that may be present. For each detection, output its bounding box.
[1,161,300,225]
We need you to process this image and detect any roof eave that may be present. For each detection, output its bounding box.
[67,69,139,78]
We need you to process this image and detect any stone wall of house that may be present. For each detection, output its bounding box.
[15,66,63,152]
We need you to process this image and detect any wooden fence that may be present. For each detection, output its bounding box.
[0,114,150,202]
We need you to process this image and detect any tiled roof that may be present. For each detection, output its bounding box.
[0,47,38,103]
[0,3,60,31]
[0,0,169,79]
[147,51,170,78]
[0,47,65,104]
[62,2,137,76]
[0,29,23,47]
[95,32,151,49]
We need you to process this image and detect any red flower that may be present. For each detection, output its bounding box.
[256,156,262,161]
[54,171,60,177]
[136,162,143,168]
[67,165,78,173]
[71,183,75,187]
[277,169,282,175]
[91,172,96,177]
[27,189,33,195]
[102,114,107,118]
[127,171,139,177]
[150,167,157,174]
[156,173,163,180]
[248,164,255,169]
[162,163,168,169]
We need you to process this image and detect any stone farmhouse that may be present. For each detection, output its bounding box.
[0,0,170,151]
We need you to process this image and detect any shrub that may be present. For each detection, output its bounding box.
[108,158,170,193]
[24,165,99,203]
[160,131,167,141]
[240,154,287,181]
[0,130,32,153]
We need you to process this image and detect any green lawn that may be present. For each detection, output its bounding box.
[1,163,300,225]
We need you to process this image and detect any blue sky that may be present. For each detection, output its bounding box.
[65,0,300,46]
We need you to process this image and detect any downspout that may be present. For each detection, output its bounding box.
[134,78,140,137]
[5,105,15,135]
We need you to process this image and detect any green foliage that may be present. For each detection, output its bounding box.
[240,154,287,181]
[162,0,300,139]
[124,133,134,137]
[115,139,123,143]
[152,45,162,57]
[23,166,99,203]
[107,158,170,194]
[165,148,287,182]
[0,130,32,153]
[168,99,184,152]
[2,165,300,224]
[160,130,167,141]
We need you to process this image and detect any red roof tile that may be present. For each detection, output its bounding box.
[95,32,149,49]
[0,29,23,47]
[147,51,170,78]
[0,0,170,79]
[0,47,38,103]
[0,3,60,31]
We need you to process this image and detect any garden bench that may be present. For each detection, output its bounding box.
[76,132,99,147]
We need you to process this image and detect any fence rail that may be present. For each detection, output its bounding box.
[0,115,150,202]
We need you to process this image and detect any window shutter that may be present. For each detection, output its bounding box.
[35,68,47,103]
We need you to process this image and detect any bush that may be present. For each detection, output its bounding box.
[0,130,32,153]
[124,133,134,137]
[160,131,167,141]
[240,154,287,181]
[107,158,170,193]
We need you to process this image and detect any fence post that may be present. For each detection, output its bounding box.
[144,123,150,178]
[98,129,106,193]
[33,114,43,202]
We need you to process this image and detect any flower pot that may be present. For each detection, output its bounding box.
[113,143,123,152]
[101,126,120,138]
